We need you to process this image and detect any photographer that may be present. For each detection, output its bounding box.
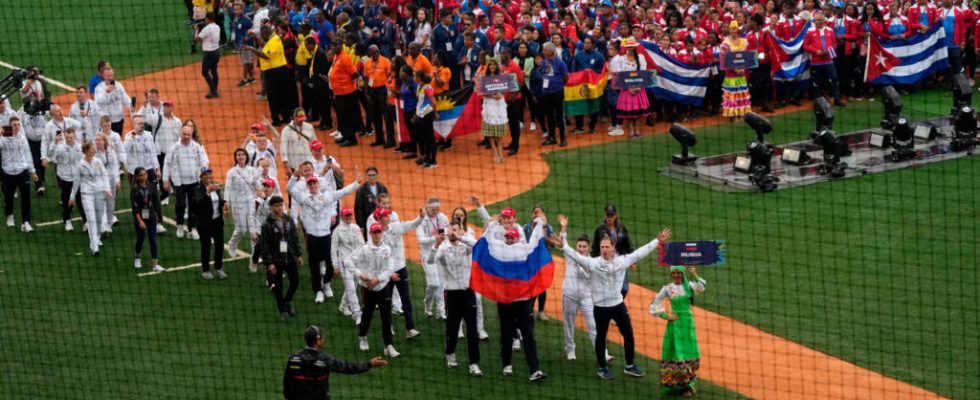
[1,117,39,232]
[18,104,48,196]
[18,67,44,101]
[194,12,222,99]
[94,68,132,134]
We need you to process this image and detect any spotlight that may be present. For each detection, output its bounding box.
[814,129,849,178]
[880,86,903,131]
[744,112,772,143]
[886,117,917,162]
[951,73,972,115]
[913,124,937,141]
[868,131,892,148]
[813,97,835,132]
[670,123,698,165]
[733,155,752,172]
[742,140,778,192]
[951,106,978,151]
[780,147,811,165]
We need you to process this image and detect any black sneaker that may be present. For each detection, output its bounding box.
[542,138,557,146]
[440,142,454,151]
[237,79,249,87]
[529,370,548,382]
[623,364,645,377]
[280,312,290,323]
[286,302,296,316]
[415,158,425,165]
[570,128,585,135]
[597,367,613,380]
[424,162,438,169]
[402,153,418,159]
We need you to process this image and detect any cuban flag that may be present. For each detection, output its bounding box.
[469,237,555,304]
[767,21,811,80]
[865,23,948,84]
[638,41,712,106]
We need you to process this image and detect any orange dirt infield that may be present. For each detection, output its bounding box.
[55,61,945,400]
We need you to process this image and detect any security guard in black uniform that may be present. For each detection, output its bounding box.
[283,325,389,400]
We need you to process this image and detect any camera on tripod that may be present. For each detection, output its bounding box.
[0,65,52,115]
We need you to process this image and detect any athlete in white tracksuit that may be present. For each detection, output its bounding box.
[249,179,277,273]
[225,149,259,257]
[331,208,365,324]
[416,199,449,320]
[93,133,121,234]
[71,142,112,255]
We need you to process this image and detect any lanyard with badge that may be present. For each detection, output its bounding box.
[277,220,289,253]
[141,187,151,220]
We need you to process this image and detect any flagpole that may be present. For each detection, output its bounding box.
[863,36,870,83]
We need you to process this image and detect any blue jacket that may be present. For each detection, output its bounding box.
[532,58,569,95]
[571,49,605,73]
[454,30,490,55]
[509,40,540,58]
[432,24,458,58]
[377,19,397,58]
[458,44,483,80]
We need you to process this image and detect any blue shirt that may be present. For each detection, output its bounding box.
[942,10,956,47]
[234,15,254,47]
[536,58,568,95]
[432,24,458,57]
[88,74,102,95]
[317,21,335,44]
[401,80,419,112]
[572,49,605,73]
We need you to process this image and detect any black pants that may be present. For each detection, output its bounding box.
[359,283,394,346]
[574,113,598,131]
[334,92,361,143]
[539,91,565,142]
[521,85,539,127]
[264,67,293,124]
[505,99,523,150]
[810,64,840,103]
[403,110,417,155]
[202,50,220,94]
[56,177,83,222]
[383,103,396,146]
[306,234,332,293]
[366,86,387,144]
[174,183,199,227]
[445,289,480,365]
[27,140,44,188]
[533,292,546,313]
[750,62,772,106]
[2,171,31,222]
[311,84,333,127]
[416,113,436,164]
[272,262,300,312]
[391,267,417,330]
[356,90,370,132]
[497,299,539,372]
[156,154,169,200]
[594,302,635,368]
[199,218,224,272]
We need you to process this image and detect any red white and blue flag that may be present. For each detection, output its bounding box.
[469,237,555,304]
[865,23,947,84]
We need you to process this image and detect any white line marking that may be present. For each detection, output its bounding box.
[0,60,76,92]
[138,247,250,277]
[36,208,133,228]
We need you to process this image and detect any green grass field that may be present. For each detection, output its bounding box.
[2,0,979,398]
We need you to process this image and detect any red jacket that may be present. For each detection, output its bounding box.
[803,26,838,65]
[907,4,939,32]
[828,16,862,56]
[775,16,806,41]
[678,27,709,45]
[881,16,913,39]
[745,30,771,64]
[940,6,973,47]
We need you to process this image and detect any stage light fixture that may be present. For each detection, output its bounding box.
[670,123,699,165]
[886,117,917,162]
[744,112,773,143]
[880,86,903,131]
[745,140,778,192]
[813,97,834,132]
[780,147,811,165]
[951,73,972,115]
[951,106,979,151]
[814,129,849,178]
[733,155,752,173]
[913,124,937,141]
[868,131,892,148]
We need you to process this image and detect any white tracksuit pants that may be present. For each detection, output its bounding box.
[563,294,597,354]
[81,192,106,253]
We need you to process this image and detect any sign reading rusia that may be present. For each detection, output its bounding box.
[658,241,727,266]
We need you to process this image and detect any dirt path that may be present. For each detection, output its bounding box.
[55,61,945,400]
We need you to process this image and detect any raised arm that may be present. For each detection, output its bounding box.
[621,228,671,267]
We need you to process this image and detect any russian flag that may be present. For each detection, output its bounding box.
[767,21,811,80]
[638,40,712,106]
[469,237,555,304]
[865,23,949,85]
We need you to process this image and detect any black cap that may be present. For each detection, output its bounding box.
[304,325,322,346]
[604,204,617,215]
[269,195,284,206]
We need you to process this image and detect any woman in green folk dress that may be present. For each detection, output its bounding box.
[649,265,706,397]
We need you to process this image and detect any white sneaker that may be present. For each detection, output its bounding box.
[469,364,483,377]
[82,224,88,232]
[478,330,490,341]
[112,216,119,225]
[529,122,536,131]
[227,245,237,258]
[354,314,361,325]
[330,131,342,138]
[315,291,325,304]
[512,338,522,351]
[502,365,513,376]
[188,228,200,240]
[605,352,615,363]
[156,224,167,233]
[202,271,214,280]
[529,370,548,382]
[160,197,170,206]
[248,260,257,273]
[214,269,228,280]
[339,304,352,316]
[324,284,334,298]
[406,329,421,339]
[446,353,458,368]
[103,226,113,234]
[176,225,186,238]
[65,221,74,231]
[384,345,401,358]
[566,351,577,361]
[458,326,465,339]
[6,215,14,227]
[358,336,369,351]
[134,259,143,269]
[152,265,165,273]
[20,222,33,233]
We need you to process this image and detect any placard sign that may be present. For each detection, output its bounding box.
[477,73,520,95]
[721,51,759,70]
[658,241,727,266]
[613,70,656,89]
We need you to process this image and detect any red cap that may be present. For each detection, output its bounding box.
[309,139,323,151]
[341,207,354,216]
[372,208,391,219]
[369,223,384,233]
[305,175,319,184]
[500,207,516,218]
[250,123,265,132]
[504,227,520,238]
[262,178,276,187]
[162,100,174,107]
